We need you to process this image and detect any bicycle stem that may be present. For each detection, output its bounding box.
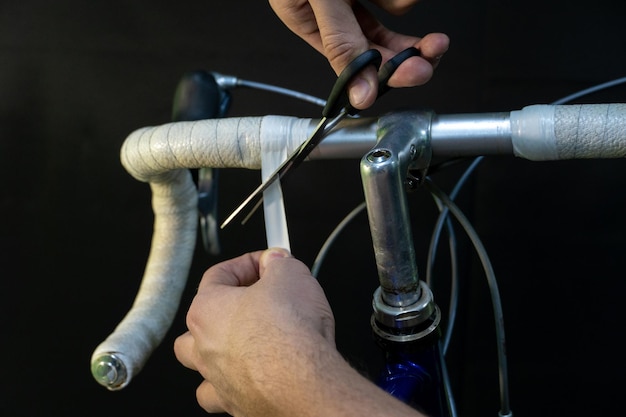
[362,111,452,416]
[361,110,432,308]
[361,110,443,342]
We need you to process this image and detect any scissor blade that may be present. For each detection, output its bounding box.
[220,151,299,229]
[220,117,329,228]
[221,48,418,229]
[219,171,276,229]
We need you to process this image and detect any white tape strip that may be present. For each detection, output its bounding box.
[259,117,305,251]
[510,105,557,161]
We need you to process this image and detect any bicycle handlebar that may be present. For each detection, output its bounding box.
[91,103,626,390]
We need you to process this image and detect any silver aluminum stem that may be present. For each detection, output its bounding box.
[360,110,433,308]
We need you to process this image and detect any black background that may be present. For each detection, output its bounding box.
[2,1,626,416]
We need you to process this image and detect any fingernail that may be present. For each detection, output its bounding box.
[260,247,292,273]
[264,247,291,260]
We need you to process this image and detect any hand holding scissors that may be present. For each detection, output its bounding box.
[221,47,423,228]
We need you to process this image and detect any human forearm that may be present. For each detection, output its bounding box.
[261,334,427,417]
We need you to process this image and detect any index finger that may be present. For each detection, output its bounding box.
[309,0,371,71]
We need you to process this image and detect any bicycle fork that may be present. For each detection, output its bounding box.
[360,111,452,417]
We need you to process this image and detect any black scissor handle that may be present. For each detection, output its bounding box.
[321,47,422,118]
[377,47,421,98]
[322,49,383,118]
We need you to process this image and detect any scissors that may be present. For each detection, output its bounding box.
[221,46,422,228]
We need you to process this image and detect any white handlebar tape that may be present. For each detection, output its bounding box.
[91,169,198,389]
[510,104,626,160]
[120,116,311,180]
[93,116,310,389]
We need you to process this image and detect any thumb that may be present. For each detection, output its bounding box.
[345,66,379,110]
[259,247,318,284]
[259,247,293,277]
